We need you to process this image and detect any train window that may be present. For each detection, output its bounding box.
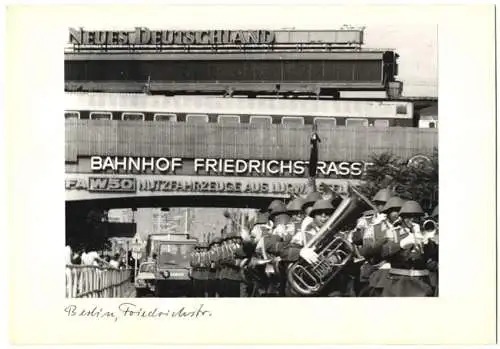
[396,105,408,115]
[186,114,209,124]
[374,119,389,128]
[154,113,177,122]
[249,116,272,126]
[218,115,240,125]
[282,116,304,125]
[65,111,80,120]
[314,117,337,127]
[122,112,145,121]
[345,118,369,127]
[89,112,112,120]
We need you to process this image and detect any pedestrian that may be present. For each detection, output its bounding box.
[109,253,120,269]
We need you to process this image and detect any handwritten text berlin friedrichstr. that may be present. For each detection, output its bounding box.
[64,303,212,322]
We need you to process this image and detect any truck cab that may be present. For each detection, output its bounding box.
[145,234,198,297]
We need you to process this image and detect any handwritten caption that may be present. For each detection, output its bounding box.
[64,303,212,322]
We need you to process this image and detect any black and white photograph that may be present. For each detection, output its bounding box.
[64,24,439,299]
[6,4,497,345]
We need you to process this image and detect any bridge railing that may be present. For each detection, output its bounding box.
[65,265,131,298]
[65,120,438,163]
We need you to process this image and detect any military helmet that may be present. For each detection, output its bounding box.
[268,199,284,212]
[286,197,306,213]
[224,230,241,241]
[309,199,335,217]
[399,200,425,216]
[431,205,439,218]
[382,196,405,213]
[268,200,288,217]
[303,192,323,209]
[209,237,221,247]
[372,188,394,203]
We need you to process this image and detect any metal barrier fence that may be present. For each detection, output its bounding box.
[65,265,132,298]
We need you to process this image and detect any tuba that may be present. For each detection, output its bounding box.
[287,187,365,296]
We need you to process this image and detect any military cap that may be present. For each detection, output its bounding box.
[224,230,241,241]
[286,197,306,213]
[372,188,394,203]
[399,201,425,216]
[269,200,288,217]
[382,196,405,213]
[309,199,335,217]
[268,199,284,212]
[303,192,323,209]
[209,237,221,247]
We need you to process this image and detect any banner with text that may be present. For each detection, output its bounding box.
[75,156,374,179]
[65,174,363,201]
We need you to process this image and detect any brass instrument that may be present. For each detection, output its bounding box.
[287,187,365,296]
[422,219,438,233]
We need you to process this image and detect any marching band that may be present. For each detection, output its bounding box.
[189,187,439,297]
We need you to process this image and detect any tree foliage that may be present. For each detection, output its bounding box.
[66,206,111,252]
[357,148,438,211]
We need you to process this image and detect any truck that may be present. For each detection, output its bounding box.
[143,233,198,297]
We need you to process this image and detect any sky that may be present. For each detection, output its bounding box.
[362,24,438,97]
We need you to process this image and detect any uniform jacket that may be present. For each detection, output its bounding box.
[381,223,433,270]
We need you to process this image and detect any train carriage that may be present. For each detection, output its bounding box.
[65,92,423,128]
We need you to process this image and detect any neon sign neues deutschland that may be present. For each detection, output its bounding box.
[69,28,276,46]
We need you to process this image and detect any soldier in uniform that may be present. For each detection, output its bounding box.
[249,212,271,243]
[197,242,211,297]
[219,230,245,297]
[380,201,436,297]
[286,197,306,226]
[254,200,293,296]
[240,211,271,297]
[300,192,323,233]
[272,197,306,295]
[208,238,223,297]
[189,244,203,297]
[262,196,322,297]
[297,199,356,296]
[424,204,439,296]
[354,196,406,296]
[206,238,218,297]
